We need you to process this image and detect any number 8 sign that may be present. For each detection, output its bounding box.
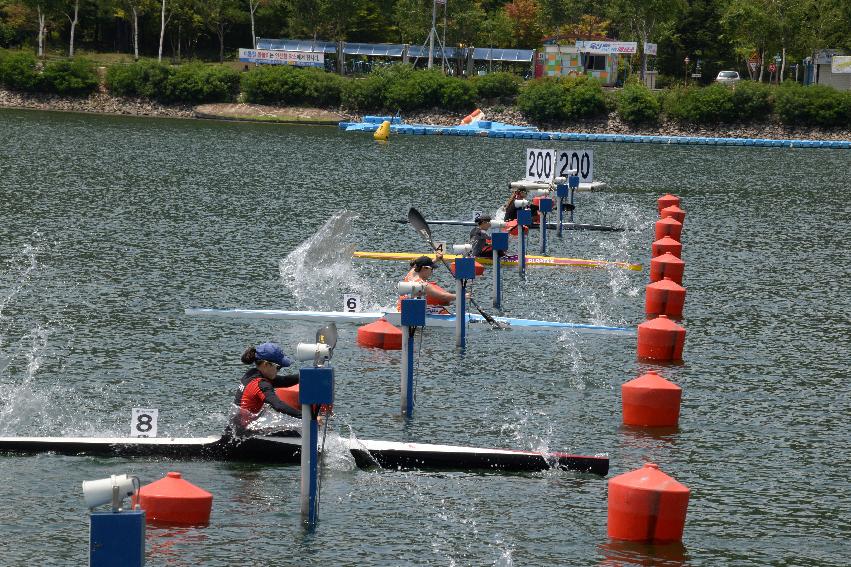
[130,408,158,438]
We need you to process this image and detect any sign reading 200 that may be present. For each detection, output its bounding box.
[525,149,594,183]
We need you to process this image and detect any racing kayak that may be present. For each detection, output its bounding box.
[354,251,642,271]
[0,434,609,475]
[185,308,634,335]
[510,179,608,192]
[392,218,622,232]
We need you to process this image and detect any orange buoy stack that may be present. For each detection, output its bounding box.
[651,236,682,259]
[660,205,686,224]
[622,371,682,426]
[608,463,690,542]
[650,252,684,285]
[357,318,402,350]
[655,216,683,242]
[637,315,685,361]
[451,259,485,276]
[657,194,680,213]
[645,277,686,319]
[137,472,212,526]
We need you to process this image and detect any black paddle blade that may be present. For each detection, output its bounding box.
[316,322,338,352]
[407,207,433,243]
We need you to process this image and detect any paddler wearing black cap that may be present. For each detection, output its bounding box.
[503,186,538,222]
[229,342,301,436]
[469,214,507,258]
[398,254,458,314]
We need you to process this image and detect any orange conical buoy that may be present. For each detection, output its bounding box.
[357,318,402,350]
[652,236,683,259]
[655,216,683,242]
[137,472,213,526]
[645,277,686,319]
[450,259,485,276]
[608,463,690,542]
[660,205,686,224]
[657,194,680,213]
[650,252,684,285]
[622,371,682,426]
[637,315,685,361]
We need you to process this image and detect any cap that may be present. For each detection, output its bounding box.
[412,255,435,270]
[255,342,292,368]
[475,214,491,224]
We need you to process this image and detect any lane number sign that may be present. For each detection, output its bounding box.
[525,149,556,182]
[343,293,362,312]
[434,241,447,254]
[526,148,594,183]
[130,408,158,438]
[556,150,594,183]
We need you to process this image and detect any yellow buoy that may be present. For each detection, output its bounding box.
[373,120,390,141]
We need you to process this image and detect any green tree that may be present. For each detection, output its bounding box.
[197,0,244,61]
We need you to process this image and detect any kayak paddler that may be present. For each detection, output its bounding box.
[229,342,301,436]
[503,186,538,222]
[398,254,457,314]
[469,214,506,258]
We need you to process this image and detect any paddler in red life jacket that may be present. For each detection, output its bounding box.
[503,187,538,222]
[397,254,457,314]
[469,214,507,258]
[229,342,300,436]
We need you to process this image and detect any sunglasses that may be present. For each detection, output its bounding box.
[264,360,281,370]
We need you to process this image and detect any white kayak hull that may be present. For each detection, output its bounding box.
[186,308,634,335]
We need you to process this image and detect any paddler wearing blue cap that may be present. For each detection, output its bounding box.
[398,253,458,314]
[229,342,300,435]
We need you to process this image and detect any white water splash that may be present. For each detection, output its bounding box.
[279,211,376,310]
[0,325,50,435]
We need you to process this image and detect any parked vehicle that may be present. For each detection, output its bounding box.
[715,70,741,84]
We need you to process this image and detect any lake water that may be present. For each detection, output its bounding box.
[0,108,848,566]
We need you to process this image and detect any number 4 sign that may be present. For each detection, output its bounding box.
[130,408,158,438]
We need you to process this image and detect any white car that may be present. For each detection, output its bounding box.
[715,70,740,84]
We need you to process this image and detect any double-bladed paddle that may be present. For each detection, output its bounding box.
[407,207,505,330]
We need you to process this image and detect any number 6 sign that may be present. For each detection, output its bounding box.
[130,408,158,438]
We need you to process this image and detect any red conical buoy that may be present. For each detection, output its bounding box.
[660,205,686,224]
[608,463,690,542]
[622,371,682,427]
[450,259,485,276]
[650,252,684,285]
[657,194,680,213]
[645,277,686,319]
[652,236,683,259]
[637,315,685,361]
[137,472,213,526]
[356,318,402,350]
[655,216,683,242]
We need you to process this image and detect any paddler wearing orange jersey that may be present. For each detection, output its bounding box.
[397,254,457,314]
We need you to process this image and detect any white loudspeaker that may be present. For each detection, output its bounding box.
[398,281,427,296]
[452,244,472,254]
[514,199,529,209]
[296,343,331,363]
[82,474,136,509]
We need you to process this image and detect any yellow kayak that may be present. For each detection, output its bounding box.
[353,251,642,271]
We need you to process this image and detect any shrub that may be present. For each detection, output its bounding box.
[663,84,737,123]
[774,83,851,127]
[160,63,239,104]
[106,60,170,98]
[384,69,444,111]
[517,78,569,123]
[0,51,39,91]
[561,75,607,119]
[729,80,772,122]
[41,58,99,96]
[241,65,341,106]
[617,83,661,124]
[471,71,521,101]
[440,76,477,111]
[341,74,387,111]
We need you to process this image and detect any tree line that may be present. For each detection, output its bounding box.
[0,0,849,83]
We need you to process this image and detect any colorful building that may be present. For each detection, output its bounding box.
[534,38,656,87]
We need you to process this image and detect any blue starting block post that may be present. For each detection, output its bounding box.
[399,295,426,418]
[568,174,580,223]
[491,231,509,308]
[556,180,569,238]
[517,208,532,277]
[298,355,334,529]
[538,196,553,255]
[453,256,476,348]
[83,474,144,567]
